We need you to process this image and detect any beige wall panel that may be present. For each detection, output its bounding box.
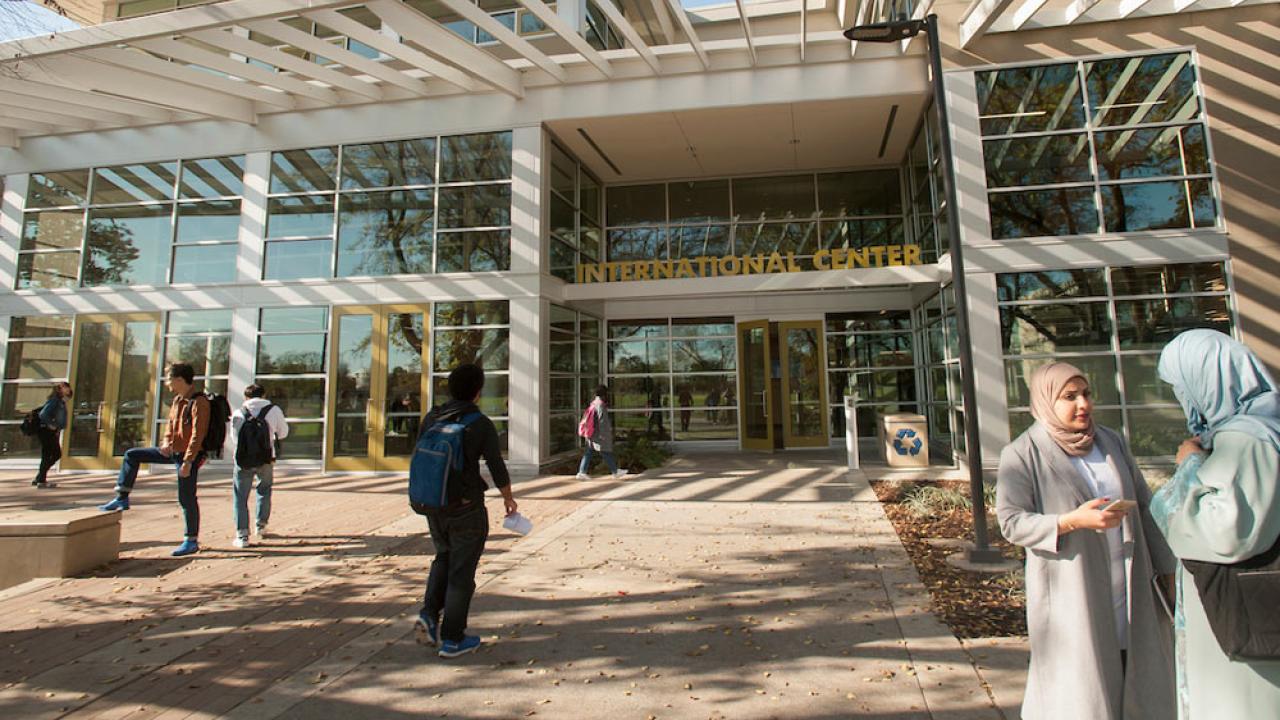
[933,1,1280,373]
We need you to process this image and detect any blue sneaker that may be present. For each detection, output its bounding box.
[438,635,481,658]
[414,611,440,647]
[98,496,130,512]
[171,539,199,557]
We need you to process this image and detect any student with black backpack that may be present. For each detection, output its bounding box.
[230,384,289,549]
[98,363,231,558]
[410,363,517,659]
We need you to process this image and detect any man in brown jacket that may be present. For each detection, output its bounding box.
[99,363,210,557]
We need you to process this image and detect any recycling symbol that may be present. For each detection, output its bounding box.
[893,428,923,456]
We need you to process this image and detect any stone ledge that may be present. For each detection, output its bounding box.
[0,508,120,590]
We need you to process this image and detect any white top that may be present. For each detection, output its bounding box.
[1069,444,1129,649]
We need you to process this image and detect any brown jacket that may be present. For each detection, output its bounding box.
[165,391,210,463]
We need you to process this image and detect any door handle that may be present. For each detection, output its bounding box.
[365,399,375,433]
[95,401,105,433]
[760,390,769,419]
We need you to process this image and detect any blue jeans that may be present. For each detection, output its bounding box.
[115,447,204,538]
[232,463,274,535]
[578,446,618,474]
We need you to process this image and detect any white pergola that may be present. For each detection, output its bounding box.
[0,0,930,148]
[960,0,1277,47]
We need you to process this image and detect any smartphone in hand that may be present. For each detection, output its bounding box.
[1102,498,1137,513]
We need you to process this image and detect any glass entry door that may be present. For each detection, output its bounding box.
[737,320,775,451]
[326,305,430,472]
[63,313,161,470]
[779,320,829,447]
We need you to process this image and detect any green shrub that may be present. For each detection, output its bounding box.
[902,484,972,516]
[594,435,671,473]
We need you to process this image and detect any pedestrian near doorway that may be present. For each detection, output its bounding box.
[230,384,290,548]
[576,385,627,480]
[413,364,517,659]
[32,382,72,489]
[98,363,213,558]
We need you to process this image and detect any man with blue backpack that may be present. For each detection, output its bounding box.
[409,363,516,659]
[230,384,290,549]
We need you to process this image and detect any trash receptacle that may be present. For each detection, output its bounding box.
[882,413,928,468]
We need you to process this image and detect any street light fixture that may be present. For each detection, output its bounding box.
[844,14,1005,565]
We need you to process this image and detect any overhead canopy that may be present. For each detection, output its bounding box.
[960,0,1277,47]
[0,0,934,148]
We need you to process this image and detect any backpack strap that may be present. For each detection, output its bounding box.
[255,402,275,422]
[458,411,484,427]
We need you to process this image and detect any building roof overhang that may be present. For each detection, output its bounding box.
[0,0,935,149]
[958,0,1277,47]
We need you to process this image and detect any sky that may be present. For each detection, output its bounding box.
[0,0,81,42]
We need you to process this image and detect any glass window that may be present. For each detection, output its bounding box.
[1086,53,1199,128]
[437,184,511,228]
[977,62,1085,135]
[1101,179,1216,232]
[732,174,816,221]
[179,156,245,198]
[91,163,178,205]
[997,269,1107,302]
[1000,302,1112,354]
[1110,262,1225,295]
[668,180,731,224]
[27,170,90,208]
[434,301,510,327]
[267,195,335,238]
[607,184,666,227]
[271,147,338,194]
[336,190,434,277]
[16,252,80,289]
[436,230,510,272]
[21,211,83,251]
[175,201,240,242]
[983,134,1093,187]
[264,239,334,280]
[83,205,172,286]
[172,245,238,283]
[989,188,1099,239]
[817,170,902,217]
[1094,125,1208,180]
[439,132,512,182]
[341,138,436,190]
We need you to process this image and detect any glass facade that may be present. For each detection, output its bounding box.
[606,318,738,443]
[602,169,909,274]
[18,157,245,289]
[903,104,950,263]
[157,310,233,440]
[266,131,511,280]
[826,311,918,440]
[0,316,73,459]
[978,52,1218,239]
[548,305,603,455]
[917,287,963,461]
[548,142,604,282]
[256,308,329,460]
[1000,261,1233,457]
[433,301,511,451]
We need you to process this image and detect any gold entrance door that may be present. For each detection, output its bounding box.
[779,320,829,447]
[737,319,775,451]
[325,305,430,472]
[62,313,162,470]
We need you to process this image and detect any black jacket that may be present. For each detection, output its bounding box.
[419,399,510,512]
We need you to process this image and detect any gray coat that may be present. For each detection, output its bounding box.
[588,403,614,453]
[996,423,1176,720]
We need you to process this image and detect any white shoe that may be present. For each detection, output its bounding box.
[256,524,269,538]
[233,536,250,549]
[613,469,628,479]
[575,473,590,480]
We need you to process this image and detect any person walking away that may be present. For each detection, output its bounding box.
[576,385,627,480]
[230,384,289,548]
[98,363,211,557]
[413,364,517,659]
[32,382,72,488]
[996,362,1175,720]
[1149,330,1280,719]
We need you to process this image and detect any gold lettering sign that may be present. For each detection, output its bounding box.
[575,246,924,283]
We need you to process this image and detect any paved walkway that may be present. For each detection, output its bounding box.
[0,451,1027,719]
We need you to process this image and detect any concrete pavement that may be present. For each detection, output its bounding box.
[0,451,1027,719]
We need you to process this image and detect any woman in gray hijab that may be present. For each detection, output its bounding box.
[996,362,1175,719]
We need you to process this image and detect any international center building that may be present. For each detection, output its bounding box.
[0,0,1275,476]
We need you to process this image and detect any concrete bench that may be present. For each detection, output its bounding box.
[0,509,121,591]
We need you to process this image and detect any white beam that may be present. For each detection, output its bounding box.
[45,54,258,123]
[433,0,568,82]
[2,90,138,125]
[588,0,662,74]
[0,0,363,61]
[0,128,15,148]
[133,36,340,104]
[997,0,1053,31]
[0,104,95,131]
[304,8,478,92]
[77,46,296,109]
[646,0,676,45]
[800,0,808,62]
[365,0,523,98]
[0,76,178,122]
[516,0,612,78]
[1063,0,1106,22]
[849,0,874,58]
[0,116,55,134]
[733,0,757,66]
[241,17,430,96]
[960,0,1019,47]
[186,27,384,101]
[664,0,708,69]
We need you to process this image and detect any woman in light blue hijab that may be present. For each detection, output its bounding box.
[1151,329,1280,719]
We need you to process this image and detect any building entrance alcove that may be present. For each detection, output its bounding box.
[737,319,829,451]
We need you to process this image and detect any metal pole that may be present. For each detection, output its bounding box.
[925,14,1003,564]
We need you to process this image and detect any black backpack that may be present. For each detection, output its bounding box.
[19,408,40,436]
[193,392,232,458]
[235,403,276,468]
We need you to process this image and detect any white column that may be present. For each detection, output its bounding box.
[944,70,993,251]
[507,296,544,476]
[966,272,1009,466]
[225,306,259,438]
[510,125,542,275]
[237,151,271,284]
[0,174,29,290]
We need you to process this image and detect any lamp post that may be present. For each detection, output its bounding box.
[844,14,1004,565]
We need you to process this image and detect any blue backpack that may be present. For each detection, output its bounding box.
[408,411,483,515]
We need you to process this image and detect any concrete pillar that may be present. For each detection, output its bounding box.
[0,174,29,290]
[506,126,545,475]
[236,151,270,284]
[966,272,1009,466]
